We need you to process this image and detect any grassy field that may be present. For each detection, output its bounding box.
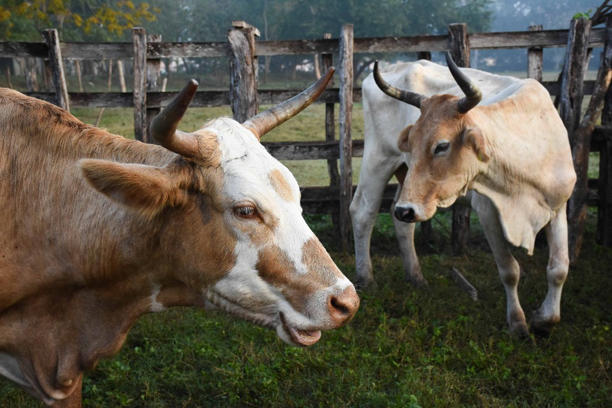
[0,104,610,407]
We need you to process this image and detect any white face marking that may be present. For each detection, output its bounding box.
[149,284,166,312]
[200,118,355,344]
[208,118,314,274]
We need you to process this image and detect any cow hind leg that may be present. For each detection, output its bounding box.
[531,204,569,336]
[473,195,529,337]
[350,158,401,288]
[391,179,425,287]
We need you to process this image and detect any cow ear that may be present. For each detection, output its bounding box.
[397,125,413,152]
[79,159,188,217]
[463,127,489,162]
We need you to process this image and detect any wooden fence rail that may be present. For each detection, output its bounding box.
[1,22,610,251]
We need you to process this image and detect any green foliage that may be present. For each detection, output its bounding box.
[145,0,493,42]
[573,10,592,19]
[0,0,159,41]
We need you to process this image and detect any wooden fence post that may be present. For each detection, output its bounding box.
[559,18,592,145]
[75,60,83,92]
[228,21,260,122]
[599,18,612,248]
[339,24,354,252]
[117,60,127,92]
[558,17,592,260]
[132,27,147,142]
[527,25,543,81]
[42,29,69,111]
[448,23,471,255]
[322,33,340,236]
[145,34,162,143]
[413,51,434,244]
[568,17,612,260]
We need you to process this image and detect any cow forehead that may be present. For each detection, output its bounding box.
[202,118,301,205]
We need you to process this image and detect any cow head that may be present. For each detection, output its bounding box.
[80,69,359,347]
[374,53,489,222]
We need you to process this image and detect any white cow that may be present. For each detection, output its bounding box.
[351,55,576,336]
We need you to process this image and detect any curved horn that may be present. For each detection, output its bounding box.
[445,52,482,113]
[150,79,199,158]
[243,68,335,140]
[373,61,425,108]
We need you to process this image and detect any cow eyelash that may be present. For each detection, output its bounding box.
[434,141,450,156]
[233,204,258,219]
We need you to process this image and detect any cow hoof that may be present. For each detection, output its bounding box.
[530,314,558,338]
[509,322,531,340]
[406,275,429,288]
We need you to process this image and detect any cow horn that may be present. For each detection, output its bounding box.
[243,68,335,140]
[150,79,199,158]
[373,61,425,108]
[445,52,482,113]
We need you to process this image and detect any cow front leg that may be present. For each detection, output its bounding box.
[473,194,528,337]
[391,182,425,287]
[531,204,570,336]
[350,158,402,288]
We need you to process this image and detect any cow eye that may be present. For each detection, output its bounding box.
[434,141,450,156]
[233,204,257,219]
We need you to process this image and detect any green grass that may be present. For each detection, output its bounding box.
[0,104,610,407]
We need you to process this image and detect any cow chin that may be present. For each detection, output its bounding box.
[204,287,323,347]
[437,195,459,209]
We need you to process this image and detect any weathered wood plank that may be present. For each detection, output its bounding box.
[448,23,472,256]
[145,34,162,144]
[147,41,229,58]
[338,24,354,252]
[527,25,544,81]
[559,18,592,144]
[42,29,69,111]
[263,139,364,160]
[22,89,351,108]
[60,42,132,59]
[1,27,605,60]
[321,32,340,234]
[469,28,604,50]
[0,42,48,58]
[228,22,259,123]
[568,28,612,260]
[132,27,147,142]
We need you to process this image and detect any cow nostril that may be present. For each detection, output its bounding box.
[330,296,350,316]
[327,286,359,326]
[394,205,416,223]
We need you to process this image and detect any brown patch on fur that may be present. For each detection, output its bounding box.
[255,238,339,312]
[269,169,295,202]
[301,237,343,284]
[193,129,222,168]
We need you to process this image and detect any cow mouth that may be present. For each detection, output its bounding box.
[205,289,322,347]
[205,289,276,329]
[280,312,322,347]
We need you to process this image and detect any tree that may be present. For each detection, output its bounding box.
[0,0,159,41]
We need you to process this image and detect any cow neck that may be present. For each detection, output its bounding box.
[467,89,575,253]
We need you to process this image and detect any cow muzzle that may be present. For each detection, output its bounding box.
[395,201,424,222]
[327,285,359,327]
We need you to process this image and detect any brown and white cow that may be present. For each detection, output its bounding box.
[0,69,359,407]
[353,53,575,337]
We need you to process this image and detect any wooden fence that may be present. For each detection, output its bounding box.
[1,21,611,252]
